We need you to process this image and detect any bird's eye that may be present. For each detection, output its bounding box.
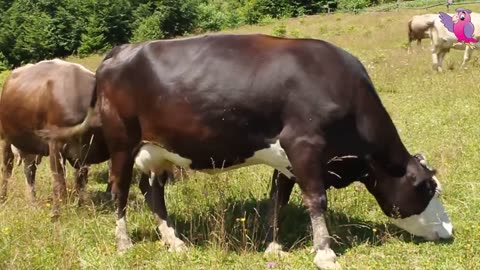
[460,14,465,20]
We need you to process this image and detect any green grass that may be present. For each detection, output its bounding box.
[2,5,480,270]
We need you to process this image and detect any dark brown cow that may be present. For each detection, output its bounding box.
[0,59,110,213]
[38,34,453,269]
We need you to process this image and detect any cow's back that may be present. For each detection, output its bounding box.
[96,34,380,169]
[0,59,97,155]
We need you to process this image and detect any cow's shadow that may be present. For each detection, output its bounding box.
[89,168,110,185]
[125,193,442,256]
[85,170,453,255]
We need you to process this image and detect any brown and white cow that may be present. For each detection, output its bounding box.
[407,14,437,53]
[38,34,453,269]
[0,59,110,213]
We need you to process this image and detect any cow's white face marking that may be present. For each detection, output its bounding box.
[134,140,293,178]
[391,192,453,241]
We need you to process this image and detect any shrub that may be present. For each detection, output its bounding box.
[197,2,230,32]
[156,0,200,37]
[0,52,10,71]
[338,0,374,11]
[272,23,287,37]
[131,12,164,42]
[78,15,108,57]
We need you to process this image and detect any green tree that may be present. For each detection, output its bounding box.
[78,15,107,57]
[11,11,55,65]
[156,0,200,37]
[97,0,133,46]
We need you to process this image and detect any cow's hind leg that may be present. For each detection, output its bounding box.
[48,142,67,218]
[23,154,40,205]
[139,171,186,252]
[265,169,295,255]
[0,140,14,202]
[461,46,473,69]
[438,50,447,71]
[110,151,135,253]
[74,164,89,206]
[432,50,442,72]
[280,133,340,270]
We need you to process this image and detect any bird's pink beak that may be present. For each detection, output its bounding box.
[453,14,459,23]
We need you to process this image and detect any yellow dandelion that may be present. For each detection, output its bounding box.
[240,217,246,222]
[3,227,10,234]
[372,228,377,233]
[46,203,51,207]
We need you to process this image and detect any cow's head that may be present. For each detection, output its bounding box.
[365,154,453,241]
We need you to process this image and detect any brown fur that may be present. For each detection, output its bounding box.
[0,59,110,210]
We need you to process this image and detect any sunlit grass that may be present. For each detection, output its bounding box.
[2,4,480,269]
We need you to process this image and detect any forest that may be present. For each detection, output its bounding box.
[0,0,393,70]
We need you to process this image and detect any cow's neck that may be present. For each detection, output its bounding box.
[355,90,411,178]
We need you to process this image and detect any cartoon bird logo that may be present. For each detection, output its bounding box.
[439,8,478,49]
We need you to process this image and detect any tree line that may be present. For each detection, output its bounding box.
[0,0,391,70]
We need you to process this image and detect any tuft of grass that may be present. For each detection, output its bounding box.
[2,5,480,269]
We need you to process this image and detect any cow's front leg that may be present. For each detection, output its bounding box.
[281,134,340,270]
[140,171,186,252]
[438,50,449,72]
[49,142,67,218]
[74,165,89,206]
[265,169,295,255]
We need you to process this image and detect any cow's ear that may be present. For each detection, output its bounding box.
[413,153,426,162]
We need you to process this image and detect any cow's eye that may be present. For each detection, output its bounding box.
[460,14,465,20]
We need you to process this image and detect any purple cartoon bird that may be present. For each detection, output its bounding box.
[439,8,478,49]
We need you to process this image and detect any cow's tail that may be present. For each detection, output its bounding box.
[407,19,414,44]
[35,84,97,141]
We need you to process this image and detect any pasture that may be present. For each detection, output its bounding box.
[1,4,480,270]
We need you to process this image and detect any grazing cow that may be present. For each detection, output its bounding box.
[407,14,437,53]
[3,144,43,203]
[0,59,110,214]
[430,12,480,72]
[38,34,453,269]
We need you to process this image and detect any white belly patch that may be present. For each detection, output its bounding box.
[134,140,294,178]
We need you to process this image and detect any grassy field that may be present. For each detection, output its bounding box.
[1,4,480,270]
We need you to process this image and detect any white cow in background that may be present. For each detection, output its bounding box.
[429,12,480,72]
[407,14,438,53]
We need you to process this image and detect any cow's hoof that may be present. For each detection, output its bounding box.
[264,242,289,257]
[117,238,133,254]
[25,193,37,207]
[76,192,90,207]
[313,249,342,270]
[168,241,187,252]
